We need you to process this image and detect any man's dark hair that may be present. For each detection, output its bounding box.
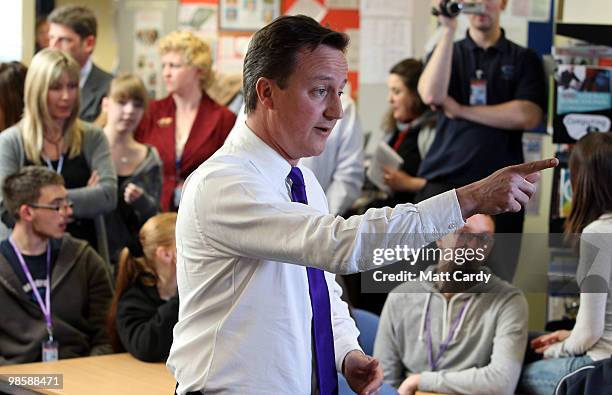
[3,166,64,220]
[48,5,97,39]
[242,15,349,114]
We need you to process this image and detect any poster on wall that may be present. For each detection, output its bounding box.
[217,35,252,74]
[179,3,219,63]
[133,10,164,98]
[553,65,612,143]
[219,0,280,31]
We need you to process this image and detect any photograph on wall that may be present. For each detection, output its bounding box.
[553,65,612,143]
[179,3,219,63]
[219,0,280,31]
[133,10,164,98]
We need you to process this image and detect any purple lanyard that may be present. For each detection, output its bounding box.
[8,237,53,338]
[425,297,469,371]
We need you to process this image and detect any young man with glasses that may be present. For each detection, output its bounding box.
[374,214,528,395]
[0,166,113,365]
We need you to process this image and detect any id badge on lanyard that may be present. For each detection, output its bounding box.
[8,237,59,362]
[470,69,487,106]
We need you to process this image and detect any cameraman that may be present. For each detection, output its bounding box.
[416,0,547,282]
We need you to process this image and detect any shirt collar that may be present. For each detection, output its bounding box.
[80,58,93,89]
[228,120,293,188]
[464,28,509,53]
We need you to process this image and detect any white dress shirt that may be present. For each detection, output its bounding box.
[233,95,365,215]
[79,57,93,89]
[167,121,465,394]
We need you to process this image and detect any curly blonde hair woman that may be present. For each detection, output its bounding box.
[0,48,116,252]
[135,31,236,212]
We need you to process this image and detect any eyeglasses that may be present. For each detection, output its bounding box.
[456,232,494,245]
[28,200,74,213]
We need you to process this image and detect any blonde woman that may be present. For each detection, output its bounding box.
[107,212,178,362]
[135,31,236,211]
[0,48,116,249]
[102,74,162,265]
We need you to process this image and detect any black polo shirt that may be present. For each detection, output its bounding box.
[418,29,547,186]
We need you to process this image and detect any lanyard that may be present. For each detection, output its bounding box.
[425,297,469,371]
[392,126,410,152]
[44,155,64,175]
[8,237,53,338]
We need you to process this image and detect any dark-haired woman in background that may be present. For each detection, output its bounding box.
[107,212,178,362]
[378,58,435,206]
[0,62,27,131]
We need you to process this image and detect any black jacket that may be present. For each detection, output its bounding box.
[555,357,612,395]
[116,280,178,362]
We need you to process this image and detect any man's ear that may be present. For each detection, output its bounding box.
[500,0,509,11]
[18,204,34,222]
[255,77,275,110]
[82,35,96,56]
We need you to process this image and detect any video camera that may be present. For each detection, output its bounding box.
[431,1,486,18]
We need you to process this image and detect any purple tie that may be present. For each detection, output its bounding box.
[288,167,338,395]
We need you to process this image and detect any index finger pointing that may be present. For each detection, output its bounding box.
[512,158,559,176]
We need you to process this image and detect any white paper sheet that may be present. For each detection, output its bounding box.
[345,28,360,72]
[325,0,358,10]
[367,141,404,194]
[359,17,412,84]
[286,0,328,22]
[360,0,412,18]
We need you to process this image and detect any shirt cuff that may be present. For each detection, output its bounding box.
[543,342,565,359]
[418,371,440,392]
[336,341,363,374]
[416,189,465,243]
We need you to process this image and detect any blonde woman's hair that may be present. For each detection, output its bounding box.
[159,31,214,90]
[22,48,82,165]
[107,212,178,352]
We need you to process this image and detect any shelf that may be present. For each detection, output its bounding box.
[556,23,612,47]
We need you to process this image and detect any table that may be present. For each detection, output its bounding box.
[0,353,175,395]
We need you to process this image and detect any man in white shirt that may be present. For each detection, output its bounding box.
[48,5,112,122]
[168,15,557,395]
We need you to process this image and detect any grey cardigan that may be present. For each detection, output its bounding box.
[105,145,162,263]
[0,122,117,238]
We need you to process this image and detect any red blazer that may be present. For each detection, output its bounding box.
[136,92,236,211]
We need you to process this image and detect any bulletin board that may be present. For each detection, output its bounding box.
[180,0,360,98]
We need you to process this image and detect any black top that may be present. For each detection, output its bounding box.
[115,278,179,362]
[115,175,140,243]
[0,239,61,303]
[387,125,422,204]
[26,155,97,248]
[418,29,547,186]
